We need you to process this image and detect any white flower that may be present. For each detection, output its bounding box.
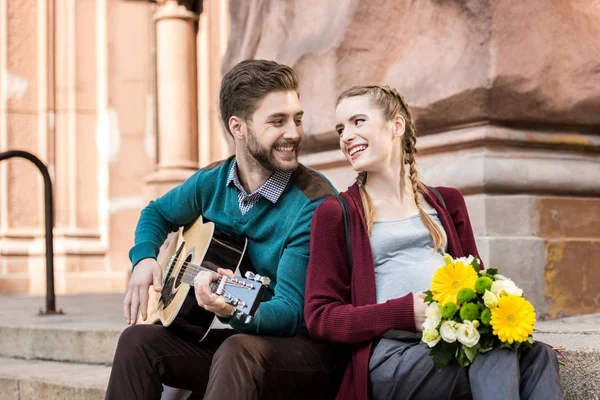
[455,255,475,266]
[423,317,436,331]
[491,279,523,297]
[493,274,510,281]
[422,328,441,347]
[439,320,459,343]
[422,302,442,331]
[456,320,481,348]
[483,289,499,308]
[443,253,455,265]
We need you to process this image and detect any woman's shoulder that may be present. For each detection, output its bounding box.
[428,186,468,210]
[431,186,463,198]
[315,193,344,216]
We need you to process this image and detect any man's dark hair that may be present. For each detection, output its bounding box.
[219,59,299,136]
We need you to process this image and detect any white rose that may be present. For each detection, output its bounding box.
[422,328,441,347]
[423,317,436,331]
[455,255,475,266]
[422,302,442,331]
[456,320,481,348]
[439,320,459,343]
[483,289,499,308]
[491,279,523,297]
[493,274,510,281]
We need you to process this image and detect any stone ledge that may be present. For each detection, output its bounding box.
[0,295,598,399]
[0,357,110,400]
[0,324,122,365]
[0,294,125,364]
[535,314,600,400]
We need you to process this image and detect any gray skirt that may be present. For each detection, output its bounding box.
[368,331,562,400]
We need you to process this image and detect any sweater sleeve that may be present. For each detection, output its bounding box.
[440,187,485,269]
[304,197,416,344]
[128,170,204,267]
[227,200,321,336]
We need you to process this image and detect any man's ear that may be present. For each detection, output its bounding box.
[393,114,406,138]
[229,116,245,140]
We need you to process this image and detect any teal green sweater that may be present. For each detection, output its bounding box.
[129,157,336,336]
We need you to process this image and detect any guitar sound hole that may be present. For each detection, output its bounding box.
[160,276,176,309]
[175,254,193,288]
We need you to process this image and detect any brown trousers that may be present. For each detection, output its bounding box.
[105,324,345,400]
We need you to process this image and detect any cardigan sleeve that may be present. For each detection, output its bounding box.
[438,187,485,269]
[304,197,416,344]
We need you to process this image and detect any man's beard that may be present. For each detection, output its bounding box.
[246,125,301,172]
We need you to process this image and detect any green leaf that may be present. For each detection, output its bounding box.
[424,290,434,304]
[456,345,470,367]
[429,341,455,369]
[478,335,495,353]
[486,268,498,276]
[500,341,513,350]
[478,325,492,334]
[472,257,481,271]
[464,344,480,363]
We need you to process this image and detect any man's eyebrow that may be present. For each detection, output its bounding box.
[266,111,304,119]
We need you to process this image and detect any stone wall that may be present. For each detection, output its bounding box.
[223,0,600,319]
[1,0,598,319]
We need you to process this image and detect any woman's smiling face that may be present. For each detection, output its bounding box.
[335,95,403,173]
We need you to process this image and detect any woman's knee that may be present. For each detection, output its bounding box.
[525,342,557,365]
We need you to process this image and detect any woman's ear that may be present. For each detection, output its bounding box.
[229,116,245,140]
[393,114,406,138]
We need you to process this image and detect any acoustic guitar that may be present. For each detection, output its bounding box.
[137,216,270,341]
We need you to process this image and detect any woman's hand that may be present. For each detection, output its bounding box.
[413,291,427,332]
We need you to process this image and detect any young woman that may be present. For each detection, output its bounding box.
[304,85,563,400]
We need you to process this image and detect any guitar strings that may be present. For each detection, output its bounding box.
[172,259,255,291]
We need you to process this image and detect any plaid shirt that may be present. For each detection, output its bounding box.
[226,159,292,215]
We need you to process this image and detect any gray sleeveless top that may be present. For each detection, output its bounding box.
[370,209,448,304]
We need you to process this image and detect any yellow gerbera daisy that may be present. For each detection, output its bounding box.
[430,261,478,306]
[491,295,536,344]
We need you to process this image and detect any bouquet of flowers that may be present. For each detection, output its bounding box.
[421,254,536,368]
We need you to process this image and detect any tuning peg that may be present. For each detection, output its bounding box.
[244,271,256,280]
[244,315,253,324]
[259,276,271,287]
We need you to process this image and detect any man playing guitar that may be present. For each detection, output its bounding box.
[105,60,341,400]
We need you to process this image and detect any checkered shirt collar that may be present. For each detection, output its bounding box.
[226,159,292,204]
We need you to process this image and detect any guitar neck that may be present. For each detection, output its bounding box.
[179,261,213,287]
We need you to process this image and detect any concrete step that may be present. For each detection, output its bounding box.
[0,357,110,400]
[0,294,124,365]
[0,318,123,365]
[0,294,598,399]
[535,314,600,400]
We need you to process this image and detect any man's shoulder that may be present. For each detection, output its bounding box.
[201,155,234,173]
[290,164,336,202]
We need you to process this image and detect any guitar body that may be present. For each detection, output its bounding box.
[138,216,260,342]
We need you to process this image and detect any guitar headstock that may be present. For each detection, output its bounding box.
[211,273,270,323]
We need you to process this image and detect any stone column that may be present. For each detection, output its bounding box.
[146,0,199,197]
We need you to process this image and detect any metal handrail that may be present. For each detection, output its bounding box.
[0,150,62,315]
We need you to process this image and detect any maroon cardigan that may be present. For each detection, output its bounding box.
[304,183,483,400]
